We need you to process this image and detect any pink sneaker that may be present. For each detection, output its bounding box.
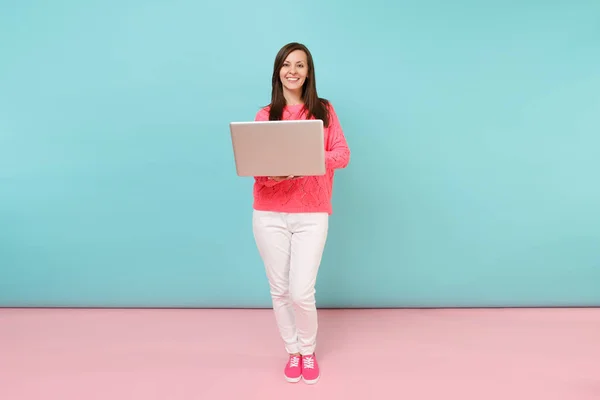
[301,354,320,384]
[284,354,302,383]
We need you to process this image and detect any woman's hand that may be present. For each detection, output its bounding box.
[269,175,298,182]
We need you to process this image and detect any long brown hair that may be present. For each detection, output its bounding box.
[267,42,330,127]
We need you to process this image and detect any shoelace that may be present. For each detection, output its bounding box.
[289,356,300,367]
[303,356,314,369]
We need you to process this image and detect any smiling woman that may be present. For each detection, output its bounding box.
[250,42,351,385]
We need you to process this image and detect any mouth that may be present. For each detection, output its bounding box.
[286,77,301,83]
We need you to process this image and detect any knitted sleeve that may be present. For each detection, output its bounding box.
[325,104,350,170]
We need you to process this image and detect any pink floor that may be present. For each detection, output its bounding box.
[1,308,599,399]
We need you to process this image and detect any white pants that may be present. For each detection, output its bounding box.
[252,210,329,356]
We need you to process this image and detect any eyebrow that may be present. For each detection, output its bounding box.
[284,60,306,64]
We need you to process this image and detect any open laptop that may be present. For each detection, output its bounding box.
[229,119,325,177]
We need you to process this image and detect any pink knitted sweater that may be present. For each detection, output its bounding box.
[252,102,350,215]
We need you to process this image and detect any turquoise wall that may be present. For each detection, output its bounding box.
[1,0,599,308]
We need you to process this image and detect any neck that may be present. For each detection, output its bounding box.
[283,89,303,106]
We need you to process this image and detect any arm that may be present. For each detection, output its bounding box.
[325,104,350,170]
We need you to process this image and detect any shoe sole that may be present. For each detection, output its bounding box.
[302,376,319,385]
[285,375,302,383]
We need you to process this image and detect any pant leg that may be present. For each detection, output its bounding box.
[252,210,299,354]
[288,212,329,356]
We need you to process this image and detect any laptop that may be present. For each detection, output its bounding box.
[229,119,325,177]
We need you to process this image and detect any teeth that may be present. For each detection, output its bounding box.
[287,78,299,81]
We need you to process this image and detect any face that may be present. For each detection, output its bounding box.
[279,50,308,95]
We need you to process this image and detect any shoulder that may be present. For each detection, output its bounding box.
[319,98,337,115]
[319,98,331,109]
[254,105,271,121]
[320,98,340,125]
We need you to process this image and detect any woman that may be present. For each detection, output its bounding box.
[252,42,350,384]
